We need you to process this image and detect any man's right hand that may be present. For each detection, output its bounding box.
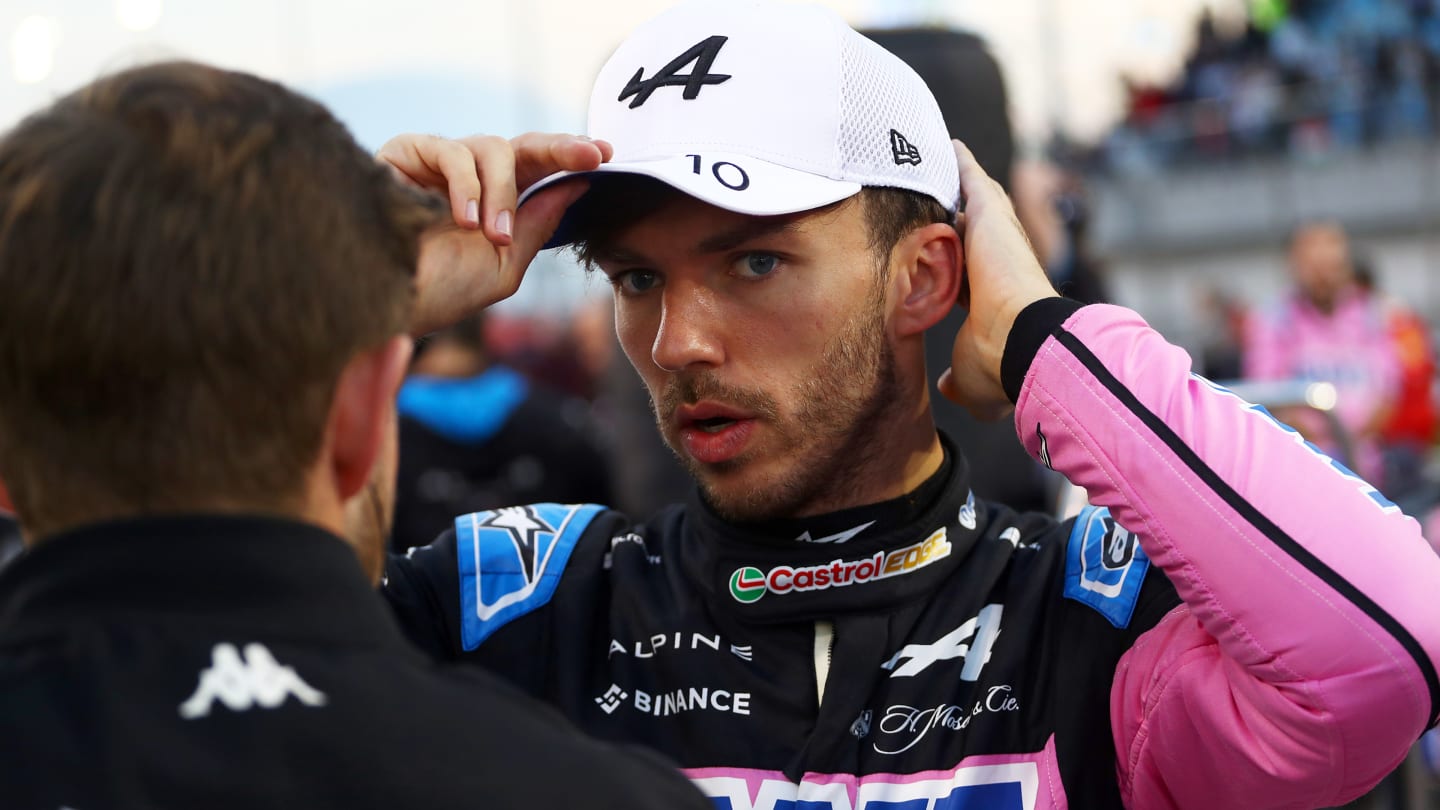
[376,133,613,336]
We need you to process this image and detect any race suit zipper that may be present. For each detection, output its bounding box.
[813,620,834,707]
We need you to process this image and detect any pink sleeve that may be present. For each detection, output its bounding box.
[1010,303,1440,809]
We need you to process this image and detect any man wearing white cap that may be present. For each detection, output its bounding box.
[379,3,1440,808]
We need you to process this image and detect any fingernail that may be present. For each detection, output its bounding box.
[495,209,513,238]
[464,199,479,226]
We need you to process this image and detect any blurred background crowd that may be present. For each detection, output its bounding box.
[1,0,1439,805]
[1102,0,1440,171]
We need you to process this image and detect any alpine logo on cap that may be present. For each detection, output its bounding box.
[890,129,922,166]
[619,35,732,109]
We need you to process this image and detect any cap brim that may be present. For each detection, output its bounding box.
[519,152,862,250]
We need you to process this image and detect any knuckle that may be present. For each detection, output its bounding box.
[441,139,472,162]
[471,134,511,154]
[510,131,543,149]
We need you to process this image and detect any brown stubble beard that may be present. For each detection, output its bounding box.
[652,268,901,522]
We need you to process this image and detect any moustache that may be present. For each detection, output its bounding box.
[657,373,781,424]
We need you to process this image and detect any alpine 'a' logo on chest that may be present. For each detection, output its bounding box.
[619,35,732,108]
[881,603,1004,680]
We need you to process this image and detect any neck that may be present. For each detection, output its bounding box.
[857,404,946,507]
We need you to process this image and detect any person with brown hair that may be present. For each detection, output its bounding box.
[0,60,709,810]
[379,3,1440,809]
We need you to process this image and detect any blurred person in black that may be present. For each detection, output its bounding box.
[392,312,614,551]
[863,28,1097,514]
[0,60,709,810]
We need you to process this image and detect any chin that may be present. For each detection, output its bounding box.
[695,463,810,523]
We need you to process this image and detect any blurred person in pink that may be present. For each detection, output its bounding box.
[1244,221,1400,487]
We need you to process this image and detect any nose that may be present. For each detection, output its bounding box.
[651,282,724,373]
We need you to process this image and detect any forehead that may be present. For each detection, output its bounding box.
[597,192,862,262]
[1291,226,1347,256]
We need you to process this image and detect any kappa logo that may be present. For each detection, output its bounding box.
[795,520,875,545]
[890,129,922,165]
[178,643,326,719]
[619,35,732,108]
[595,684,629,714]
[881,604,1004,680]
[729,529,952,603]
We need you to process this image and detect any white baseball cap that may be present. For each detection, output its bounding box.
[521,0,960,246]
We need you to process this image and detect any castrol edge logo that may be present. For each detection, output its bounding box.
[729,529,952,603]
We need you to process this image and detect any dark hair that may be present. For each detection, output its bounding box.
[0,61,444,535]
[569,175,949,270]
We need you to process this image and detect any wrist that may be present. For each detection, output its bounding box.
[1000,297,1084,403]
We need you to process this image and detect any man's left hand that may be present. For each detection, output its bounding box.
[939,139,1060,420]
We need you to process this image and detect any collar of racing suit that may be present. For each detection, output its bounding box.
[680,432,987,624]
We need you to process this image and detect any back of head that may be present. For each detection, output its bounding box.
[0,61,442,537]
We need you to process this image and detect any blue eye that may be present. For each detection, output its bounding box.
[739,253,779,278]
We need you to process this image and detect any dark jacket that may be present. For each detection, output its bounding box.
[0,515,709,810]
[393,366,614,551]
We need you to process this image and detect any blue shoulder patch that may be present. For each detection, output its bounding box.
[455,503,604,651]
[1062,506,1150,629]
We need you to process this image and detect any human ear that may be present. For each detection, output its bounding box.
[327,336,413,501]
[890,221,963,338]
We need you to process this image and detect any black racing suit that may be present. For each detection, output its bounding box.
[384,300,1440,809]
[384,443,1179,808]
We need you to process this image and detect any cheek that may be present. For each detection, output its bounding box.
[614,301,661,374]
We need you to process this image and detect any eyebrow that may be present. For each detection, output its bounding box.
[590,246,649,268]
[694,216,805,255]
